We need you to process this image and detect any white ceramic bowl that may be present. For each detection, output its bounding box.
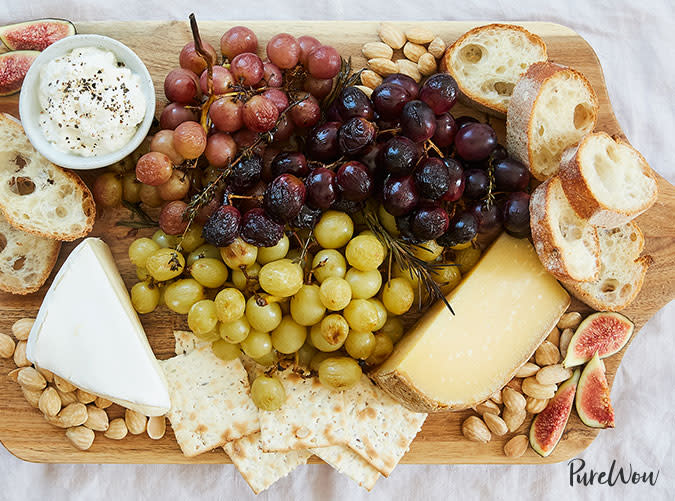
[19,34,155,170]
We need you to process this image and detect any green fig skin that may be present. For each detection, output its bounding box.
[563,312,634,368]
[576,352,615,428]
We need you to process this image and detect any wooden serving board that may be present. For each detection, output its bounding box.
[0,20,673,465]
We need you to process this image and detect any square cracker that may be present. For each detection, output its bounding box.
[161,347,259,457]
[259,370,347,452]
[344,376,427,476]
[224,432,312,494]
[311,446,380,491]
[173,330,209,355]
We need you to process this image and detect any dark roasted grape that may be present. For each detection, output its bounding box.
[266,33,300,69]
[164,68,200,104]
[325,101,342,122]
[271,115,294,143]
[337,86,374,120]
[442,158,465,202]
[305,167,337,209]
[292,204,323,229]
[233,128,260,150]
[261,88,289,113]
[395,213,418,243]
[331,197,362,214]
[228,154,263,191]
[400,100,436,143]
[437,211,478,247]
[358,142,383,173]
[230,52,264,86]
[382,73,419,98]
[289,93,321,128]
[220,26,258,60]
[243,95,279,132]
[503,192,531,238]
[195,193,222,225]
[378,136,418,176]
[383,175,419,216]
[418,73,459,114]
[304,77,334,99]
[306,122,340,161]
[203,204,241,247]
[336,161,372,202]
[271,152,308,178]
[160,103,198,130]
[307,45,341,79]
[494,158,530,192]
[432,113,458,148]
[338,117,376,156]
[470,201,503,233]
[455,115,479,129]
[264,174,306,223]
[371,83,412,120]
[240,208,284,247]
[411,206,450,241]
[455,123,498,161]
[490,144,508,163]
[237,181,266,213]
[463,169,489,200]
[262,62,283,87]
[414,157,450,200]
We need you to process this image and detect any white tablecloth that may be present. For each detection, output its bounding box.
[0,1,673,499]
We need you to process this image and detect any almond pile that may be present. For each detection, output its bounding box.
[2,317,167,450]
[460,310,583,457]
[360,23,446,91]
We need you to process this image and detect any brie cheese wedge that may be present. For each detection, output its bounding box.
[26,238,170,416]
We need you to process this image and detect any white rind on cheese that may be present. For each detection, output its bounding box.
[373,233,570,412]
[26,238,170,416]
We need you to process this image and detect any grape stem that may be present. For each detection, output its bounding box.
[425,138,445,158]
[189,13,215,132]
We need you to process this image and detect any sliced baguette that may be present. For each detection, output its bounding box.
[558,132,657,228]
[0,212,60,294]
[530,176,600,282]
[442,23,547,117]
[562,221,652,311]
[506,62,598,181]
[0,113,95,241]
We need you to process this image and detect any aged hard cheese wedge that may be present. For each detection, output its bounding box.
[26,238,170,416]
[373,233,570,412]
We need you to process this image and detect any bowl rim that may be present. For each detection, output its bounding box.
[18,33,155,171]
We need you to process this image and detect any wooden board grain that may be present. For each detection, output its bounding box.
[0,20,673,465]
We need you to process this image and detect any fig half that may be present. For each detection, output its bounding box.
[0,50,39,96]
[0,18,75,51]
[576,352,615,428]
[563,311,634,368]
[529,368,580,457]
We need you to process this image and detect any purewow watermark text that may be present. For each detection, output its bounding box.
[568,459,659,487]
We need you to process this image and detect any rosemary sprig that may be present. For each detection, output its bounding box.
[116,201,158,229]
[322,57,354,111]
[364,210,454,315]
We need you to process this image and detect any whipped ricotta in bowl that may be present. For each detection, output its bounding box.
[38,46,147,157]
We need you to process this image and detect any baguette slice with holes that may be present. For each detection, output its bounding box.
[0,114,95,241]
[507,62,598,181]
[442,24,547,117]
[530,176,600,282]
[558,132,657,228]
[0,213,60,294]
[562,221,652,311]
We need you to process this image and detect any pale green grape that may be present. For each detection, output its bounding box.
[188,299,218,335]
[271,316,307,354]
[130,281,160,314]
[290,284,326,326]
[214,288,246,323]
[345,268,382,299]
[312,249,346,283]
[164,278,205,314]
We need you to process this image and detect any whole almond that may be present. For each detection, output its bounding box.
[504,435,529,458]
[17,367,46,392]
[0,333,15,358]
[85,406,109,432]
[54,403,88,428]
[560,328,574,359]
[396,59,421,82]
[360,69,383,89]
[403,42,426,63]
[66,426,95,451]
[536,364,573,385]
[522,377,557,399]
[535,341,560,366]
[368,58,398,76]
[405,26,435,45]
[11,318,34,341]
[104,418,128,440]
[427,37,446,59]
[503,407,527,432]
[354,85,373,98]
[57,389,78,406]
[526,397,549,414]
[77,389,96,404]
[502,387,526,411]
[54,375,76,393]
[461,416,491,443]
[125,409,147,435]
[36,367,54,383]
[546,327,561,346]
[475,399,500,416]
[489,390,502,405]
[7,367,20,383]
[515,362,540,378]
[378,23,406,49]
[147,416,166,440]
[483,412,508,436]
[558,311,582,330]
[417,52,437,76]
[95,397,113,409]
[22,387,42,407]
[362,41,393,60]
[13,341,29,367]
[38,387,62,417]
[506,378,522,392]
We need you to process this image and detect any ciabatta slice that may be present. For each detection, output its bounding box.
[0,213,60,294]
[562,221,652,311]
[530,176,600,282]
[442,24,547,117]
[559,132,657,228]
[0,114,95,241]
[506,62,598,181]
